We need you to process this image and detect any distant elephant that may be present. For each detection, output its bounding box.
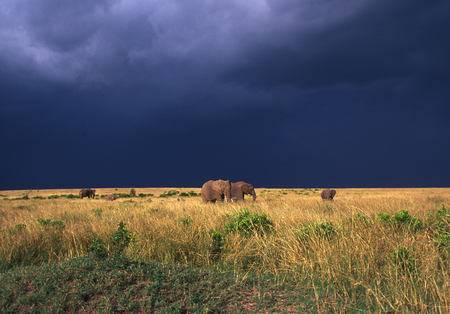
[321,189,336,201]
[201,180,232,204]
[105,194,118,201]
[231,181,257,202]
[80,188,96,199]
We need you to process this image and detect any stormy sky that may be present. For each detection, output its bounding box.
[1,0,449,190]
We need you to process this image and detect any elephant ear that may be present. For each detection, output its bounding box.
[331,190,336,198]
[212,180,224,193]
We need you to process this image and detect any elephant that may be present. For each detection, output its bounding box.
[321,189,336,201]
[105,194,118,201]
[201,180,232,204]
[79,188,96,199]
[231,181,257,202]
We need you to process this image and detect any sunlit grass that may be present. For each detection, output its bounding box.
[1,187,450,311]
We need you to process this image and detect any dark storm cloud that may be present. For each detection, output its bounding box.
[1,0,449,189]
[222,0,450,90]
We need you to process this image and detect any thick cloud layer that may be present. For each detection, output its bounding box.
[1,0,449,189]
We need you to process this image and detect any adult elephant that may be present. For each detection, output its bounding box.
[321,189,336,201]
[201,180,232,204]
[231,181,257,202]
[79,188,96,199]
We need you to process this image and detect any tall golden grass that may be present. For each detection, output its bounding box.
[1,187,449,311]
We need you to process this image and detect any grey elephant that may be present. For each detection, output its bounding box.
[321,189,336,201]
[105,194,118,201]
[231,181,257,202]
[79,188,96,199]
[201,180,232,204]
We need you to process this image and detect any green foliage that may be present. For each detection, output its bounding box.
[61,194,78,199]
[353,212,370,224]
[0,255,336,314]
[210,231,225,261]
[14,223,26,231]
[32,196,45,199]
[430,204,450,233]
[223,208,273,236]
[377,210,423,232]
[391,246,416,272]
[11,195,29,200]
[47,195,60,199]
[8,224,27,235]
[88,238,108,259]
[116,193,133,198]
[159,190,180,198]
[138,193,153,197]
[433,233,450,250]
[296,222,337,241]
[179,191,200,197]
[176,217,194,226]
[37,218,65,229]
[111,222,135,256]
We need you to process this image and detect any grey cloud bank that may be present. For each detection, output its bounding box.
[1,0,449,190]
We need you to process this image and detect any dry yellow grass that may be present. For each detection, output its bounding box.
[1,187,450,311]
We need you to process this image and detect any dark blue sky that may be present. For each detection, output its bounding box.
[1,0,449,190]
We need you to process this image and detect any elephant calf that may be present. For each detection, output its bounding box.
[79,188,96,199]
[321,189,336,201]
[231,181,257,202]
[105,194,118,201]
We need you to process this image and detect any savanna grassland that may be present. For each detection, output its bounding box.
[1,187,450,313]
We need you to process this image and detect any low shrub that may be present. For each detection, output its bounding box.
[295,222,337,241]
[210,231,225,261]
[159,190,180,198]
[111,222,135,256]
[377,210,423,232]
[37,218,65,229]
[391,246,416,272]
[223,208,273,236]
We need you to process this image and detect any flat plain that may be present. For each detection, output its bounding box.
[1,187,449,313]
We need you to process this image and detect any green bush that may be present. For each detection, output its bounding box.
[37,218,65,229]
[61,194,78,199]
[223,208,273,236]
[88,238,108,259]
[111,222,135,256]
[159,190,180,198]
[377,210,423,232]
[47,195,60,199]
[391,246,416,272]
[210,231,225,261]
[296,222,337,241]
[433,233,450,250]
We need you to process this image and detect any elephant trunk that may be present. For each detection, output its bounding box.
[252,190,257,202]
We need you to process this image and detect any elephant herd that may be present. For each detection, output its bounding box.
[79,182,336,203]
[201,180,257,204]
[201,180,336,204]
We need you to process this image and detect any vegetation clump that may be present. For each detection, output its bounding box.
[159,190,180,198]
[223,208,273,236]
[377,209,423,232]
[37,218,65,229]
[295,221,337,240]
